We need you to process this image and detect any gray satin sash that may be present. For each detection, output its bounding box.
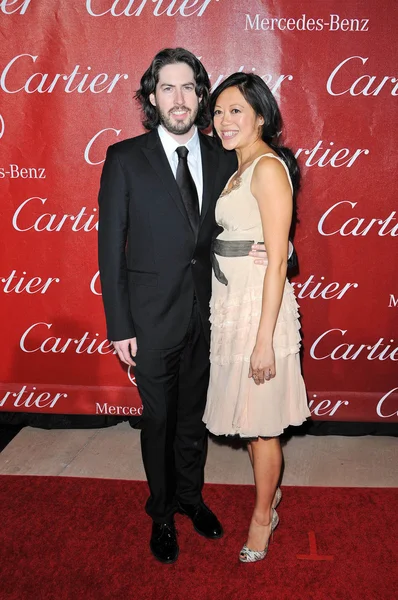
[212,239,263,285]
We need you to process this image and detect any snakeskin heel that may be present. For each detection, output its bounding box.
[273,487,282,509]
[239,508,279,563]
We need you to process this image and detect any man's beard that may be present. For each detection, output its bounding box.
[159,105,198,135]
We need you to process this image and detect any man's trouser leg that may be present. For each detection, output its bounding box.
[175,300,210,505]
[134,301,210,521]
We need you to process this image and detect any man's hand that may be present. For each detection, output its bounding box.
[249,241,294,265]
[112,338,137,367]
[249,243,268,265]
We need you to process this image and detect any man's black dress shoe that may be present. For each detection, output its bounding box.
[150,521,179,564]
[178,501,223,539]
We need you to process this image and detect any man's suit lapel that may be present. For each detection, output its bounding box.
[142,129,193,233]
[199,132,219,226]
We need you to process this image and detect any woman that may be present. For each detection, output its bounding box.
[203,73,310,563]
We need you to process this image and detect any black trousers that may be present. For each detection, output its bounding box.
[134,300,210,522]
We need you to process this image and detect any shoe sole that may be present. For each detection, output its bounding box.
[193,524,224,539]
[177,510,224,539]
[150,546,179,564]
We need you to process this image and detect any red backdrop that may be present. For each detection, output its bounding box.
[1,0,397,422]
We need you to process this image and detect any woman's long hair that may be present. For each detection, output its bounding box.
[135,48,211,130]
[210,73,300,211]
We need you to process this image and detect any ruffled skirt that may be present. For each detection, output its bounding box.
[203,259,310,437]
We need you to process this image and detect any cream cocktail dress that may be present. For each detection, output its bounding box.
[203,154,310,437]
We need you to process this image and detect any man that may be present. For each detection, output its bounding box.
[98,48,292,564]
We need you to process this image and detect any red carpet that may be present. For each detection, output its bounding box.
[0,476,396,600]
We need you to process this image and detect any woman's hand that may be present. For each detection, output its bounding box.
[249,343,276,385]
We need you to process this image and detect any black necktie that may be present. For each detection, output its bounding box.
[176,146,199,235]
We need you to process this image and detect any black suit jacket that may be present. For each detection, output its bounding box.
[98,129,237,350]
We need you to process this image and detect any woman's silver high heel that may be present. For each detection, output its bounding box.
[239,508,279,563]
[273,487,282,509]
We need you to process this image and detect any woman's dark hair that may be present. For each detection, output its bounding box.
[135,48,211,130]
[210,73,301,201]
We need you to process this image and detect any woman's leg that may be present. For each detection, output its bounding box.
[245,437,282,551]
[247,441,281,508]
[247,441,254,465]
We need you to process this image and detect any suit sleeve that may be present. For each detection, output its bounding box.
[98,145,136,341]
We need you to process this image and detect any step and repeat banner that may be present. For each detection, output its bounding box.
[0,0,397,422]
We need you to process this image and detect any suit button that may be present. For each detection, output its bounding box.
[191,259,197,265]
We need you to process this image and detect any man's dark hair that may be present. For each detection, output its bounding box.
[135,48,211,130]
